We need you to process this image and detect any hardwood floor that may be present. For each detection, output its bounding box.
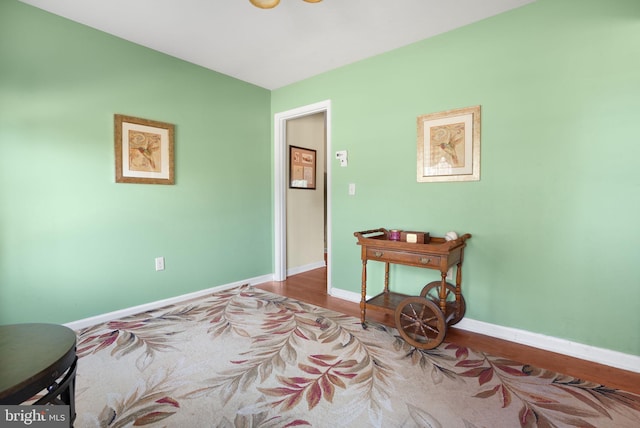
[256,267,640,395]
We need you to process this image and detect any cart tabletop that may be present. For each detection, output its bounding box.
[354,228,471,255]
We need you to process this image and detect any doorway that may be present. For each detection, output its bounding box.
[274,100,332,293]
[286,113,326,275]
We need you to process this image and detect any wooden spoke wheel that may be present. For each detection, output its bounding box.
[394,297,446,350]
[420,281,466,325]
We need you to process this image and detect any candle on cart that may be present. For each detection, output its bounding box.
[389,229,401,241]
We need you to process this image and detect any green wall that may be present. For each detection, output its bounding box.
[2,0,639,357]
[0,1,272,324]
[272,0,640,356]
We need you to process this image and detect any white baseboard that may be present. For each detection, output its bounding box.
[67,264,323,331]
[65,273,274,331]
[287,260,326,277]
[455,318,640,374]
[328,287,640,374]
[329,287,361,302]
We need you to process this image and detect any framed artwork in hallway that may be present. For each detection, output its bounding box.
[289,145,316,189]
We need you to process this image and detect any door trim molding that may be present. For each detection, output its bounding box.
[274,100,332,288]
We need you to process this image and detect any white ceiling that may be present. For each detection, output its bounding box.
[20,0,535,90]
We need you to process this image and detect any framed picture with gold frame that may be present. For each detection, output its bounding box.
[417,105,481,182]
[114,114,175,184]
[289,145,316,189]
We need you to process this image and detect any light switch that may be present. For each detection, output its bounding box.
[348,183,356,195]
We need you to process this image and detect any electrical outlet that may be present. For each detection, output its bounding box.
[446,267,453,281]
[155,257,165,271]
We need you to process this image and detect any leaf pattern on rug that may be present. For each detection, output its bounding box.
[74,286,640,428]
[258,355,357,411]
[546,370,640,422]
[203,287,261,338]
[316,319,402,425]
[77,305,206,370]
[396,339,463,385]
[259,302,404,425]
[183,288,406,426]
[185,295,323,403]
[96,367,181,427]
[403,403,443,428]
[215,410,311,428]
[443,344,640,428]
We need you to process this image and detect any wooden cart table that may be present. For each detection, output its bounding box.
[354,228,471,349]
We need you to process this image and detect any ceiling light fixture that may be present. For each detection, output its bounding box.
[250,0,322,9]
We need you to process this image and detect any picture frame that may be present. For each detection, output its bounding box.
[289,145,316,189]
[114,114,175,184]
[417,105,481,182]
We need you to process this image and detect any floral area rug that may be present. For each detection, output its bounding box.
[74,285,640,427]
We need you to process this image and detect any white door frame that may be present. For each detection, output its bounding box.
[274,100,332,290]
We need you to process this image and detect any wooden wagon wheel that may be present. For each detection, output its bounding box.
[420,280,466,325]
[394,296,446,350]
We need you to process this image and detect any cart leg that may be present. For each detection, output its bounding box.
[384,262,390,293]
[439,271,448,315]
[455,262,463,319]
[361,259,368,329]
